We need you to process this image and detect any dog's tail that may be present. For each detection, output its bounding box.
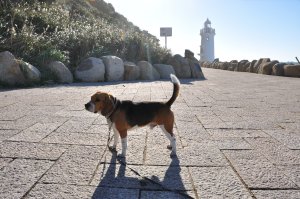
[166,74,180,107]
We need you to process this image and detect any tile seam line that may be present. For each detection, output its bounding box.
[220,150,257,199]
[20,148,69,199]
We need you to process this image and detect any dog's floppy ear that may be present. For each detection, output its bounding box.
[100,93,115,116]
[104,94,110,102]
[92,92,102,102]
[107,94,114,102]
[105,94,116,107]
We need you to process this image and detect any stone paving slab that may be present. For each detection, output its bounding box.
[223,150,298,189]
[0,159,53,199]
[189,166,252,198]
[0,68,299,198]
[211,138,252,150]
[0,141,68,160]
[263,129,300,149]
[245,137,300,165]
[0,116,38,130]
[0,129,19,141]
[277,165,300,187]
[140,190,196,199]
[252,190,300,199]
[7,122,62,142]
[26,184,140,199]
[0,157,13,169]
[206,129,269,138]
[41,145,106,185]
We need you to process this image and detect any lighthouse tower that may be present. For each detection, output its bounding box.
[200,18,215,62]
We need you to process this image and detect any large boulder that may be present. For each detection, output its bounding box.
[272,63,286,76]
[253,58,270,73]
[185,50,205,79]
[75,57,105,82]
[168,54,191,78]
[19,61,41,83]
[237,60,249,72]
[284,65,300,77]
[184,49,194,59]
[228,60,238,71]
[0,51,26,85]
[187,57,205,78]
[185,56,206,79]
[211,61,219,69]
[244,62,251,72]
[247,60,257,73]
[258,60,279,75]
[213,58,220,63]
[153,64,175,79]
[216,62,223,69]
[48,61,73,83]
[220,62,229,70]
[124,62,140,81]
[201,61,211,68]
[101,56,124,81]
[137,61,155,80]
[152,67,160,80]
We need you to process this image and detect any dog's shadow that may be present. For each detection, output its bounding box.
[92,152,192,198]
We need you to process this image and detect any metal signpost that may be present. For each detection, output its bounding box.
[160,27,172,48]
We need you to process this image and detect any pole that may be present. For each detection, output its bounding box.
[296,56,300,64]
[165,36,167,49]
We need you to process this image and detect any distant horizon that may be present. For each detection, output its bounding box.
[106,0,300,63]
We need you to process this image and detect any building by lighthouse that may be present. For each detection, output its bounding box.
[200,18,215,62]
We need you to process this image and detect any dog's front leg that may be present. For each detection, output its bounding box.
[119,131,128,157]
[112,125,119,149]
[108,124,119,152]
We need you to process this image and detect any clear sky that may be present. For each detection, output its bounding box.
[106,0,300,62]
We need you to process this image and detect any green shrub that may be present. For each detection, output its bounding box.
[0,0,172,81]
[36,47,68,67]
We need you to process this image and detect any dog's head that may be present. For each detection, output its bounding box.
[85,92,114,116]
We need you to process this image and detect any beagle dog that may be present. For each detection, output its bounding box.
[85,74,180,157]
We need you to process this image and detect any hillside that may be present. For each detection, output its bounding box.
[0,0,170,71]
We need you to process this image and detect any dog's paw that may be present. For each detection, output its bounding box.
[117,153,126,158]
[108,146,117,153]
[167,145,172,150]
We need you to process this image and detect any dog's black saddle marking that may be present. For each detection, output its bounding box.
[119,100,165,127]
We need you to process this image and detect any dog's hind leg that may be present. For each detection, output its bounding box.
[160,125,176,157]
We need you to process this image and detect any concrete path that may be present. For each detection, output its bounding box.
[0,68,299,199]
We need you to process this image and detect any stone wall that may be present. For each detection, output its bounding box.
[201,58,300,78]
[0,50,205,87]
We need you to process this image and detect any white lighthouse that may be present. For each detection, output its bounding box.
[200,18,215,62]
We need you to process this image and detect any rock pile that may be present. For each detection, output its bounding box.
[0,50,205,87]
[202,58,300,78]
[167,50,205,79]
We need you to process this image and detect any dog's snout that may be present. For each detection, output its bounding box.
[85,103,90,110]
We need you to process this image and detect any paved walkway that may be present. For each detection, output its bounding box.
[0,68,299,199]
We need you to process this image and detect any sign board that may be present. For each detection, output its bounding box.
[160,27,172,37]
